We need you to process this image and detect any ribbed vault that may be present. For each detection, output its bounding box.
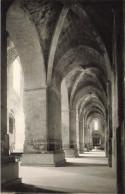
[6,0,112,159]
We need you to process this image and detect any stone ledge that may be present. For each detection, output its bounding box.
[21,152,66,167]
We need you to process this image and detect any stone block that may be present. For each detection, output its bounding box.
[84,148,89,152]
[64,149,78,158]
[21,151,66,166]
[1,161,21,188]
[1,133,9,156]
[79,149,84,154]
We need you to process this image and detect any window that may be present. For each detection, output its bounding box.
[13,57,21,96]
[94,121,98,130]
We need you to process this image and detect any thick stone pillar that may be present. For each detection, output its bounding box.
[61,79,70,157]
[108,137,112,167]
[84,122,89,151]
[47,86,66,165]
[76,110,79,154]
[111,51,118,171]
[22,86,65,166]
[62,110,70,152]
[79,120,84,153]
[116,125,122,193]
[121,121,125,193]
[121,4,125,192]
[107,81,112,167]
[66,108,78,157]
[1,4,20,188]
[105,124,108,157]
[116,5,125,193]
[21,87,48,165]
[88,128,93,150]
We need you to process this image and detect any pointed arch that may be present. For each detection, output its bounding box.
[7,1,46,89]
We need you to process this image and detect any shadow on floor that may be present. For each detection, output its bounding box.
[2,183,98,194]
[2,183,68,193]
[85,152,105,153]
[62,162,108,167]
[78,156,106,159]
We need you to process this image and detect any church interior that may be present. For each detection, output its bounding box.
[1,0,125,193]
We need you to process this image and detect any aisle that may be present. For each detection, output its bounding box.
[3,151,117,193]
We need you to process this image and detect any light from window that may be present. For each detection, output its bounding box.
[13,57,21,96]
[94,121,98,130]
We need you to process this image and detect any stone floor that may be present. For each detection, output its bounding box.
[2,150,117,193]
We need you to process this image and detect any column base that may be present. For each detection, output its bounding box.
[84,148,89,152]
[64,149,79,158]
[1,160,21,189]
[79,149,84,154]
[21,151,66,167]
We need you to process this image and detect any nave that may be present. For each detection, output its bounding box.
[3,150,116,193]
[1,0,125,193]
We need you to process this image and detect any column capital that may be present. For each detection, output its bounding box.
[47,85,61,98]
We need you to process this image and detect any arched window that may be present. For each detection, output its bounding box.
[9,112,15,134]
[12,57,21,96]
[94,121,98,130]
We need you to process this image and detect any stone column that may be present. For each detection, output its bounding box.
[1,5,20,188]
[79,120,84,153]
[121,122,125,193]
[105,124,108,157]
[22,86,66,166]
[21,87,48,165]
[46,86,66,165]
[87,128,92,151]
[89,128,93,150]
[62,109,70,151]
[116,123,125,194]
[61,79,70,157]
[76,110,79,154]
[116,5,125,193]
[83,120,85,150]
[84,122,89,151]
[108,137,112,167]
[65,108,78,157]
[107,81,112,167]
[122,5,125,192]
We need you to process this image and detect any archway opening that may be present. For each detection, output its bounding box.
[7,54,25,154]
[13,57,21,96]
[94,120,98,130]
[88,117,105,151]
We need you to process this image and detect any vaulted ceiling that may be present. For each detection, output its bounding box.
[5,0,122,126]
